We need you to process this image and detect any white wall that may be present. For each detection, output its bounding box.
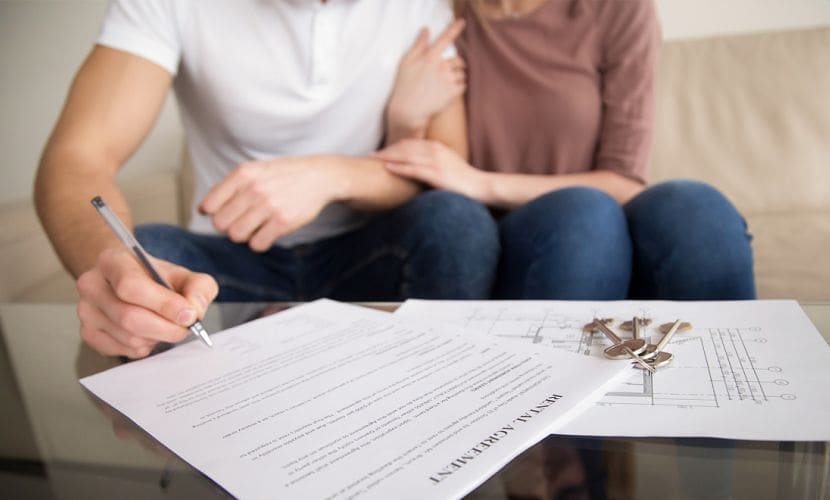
[1,0,829,205]
[0,0,182,205]
[656,0,830,40]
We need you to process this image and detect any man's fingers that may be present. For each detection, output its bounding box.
[200,178,238,215]
[98,249,199,330]
[224,203,270,244]
[165,263,219,318]
[249,218,293,253]
[81,268,192,345]
[199,163,255,215]
[210,190,255,234]
[428,19,465,58]
[78,300,156,358]
[80,322,152,359]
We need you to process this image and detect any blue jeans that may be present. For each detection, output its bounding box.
[495,180,756,300]
[136,190,499,301]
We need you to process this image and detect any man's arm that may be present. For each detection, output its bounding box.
[36,46,217,358]
[199,68,469,253]
[36,45,171,276]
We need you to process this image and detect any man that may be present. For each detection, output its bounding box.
[35,0,499,359]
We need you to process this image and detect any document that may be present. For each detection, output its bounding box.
[395,299,830,441]
[80,300,628,499]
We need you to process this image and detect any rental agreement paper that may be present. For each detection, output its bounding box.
[395,299,830,441]
[80,300,628,499]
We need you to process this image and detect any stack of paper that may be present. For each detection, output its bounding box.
[81,300,629,499]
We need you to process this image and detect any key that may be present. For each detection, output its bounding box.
[583,318,613,333]
[634,351,674,370]
[621,317,652,332]
[633,316,658,360]
[655,319,682,352]
[659,321,692,334]
[592,319,655,373]
[634,319,682,370]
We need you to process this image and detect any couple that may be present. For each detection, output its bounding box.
[35,0,755,359]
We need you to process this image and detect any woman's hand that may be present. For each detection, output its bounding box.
[386,20,467,143]
[374,139,489,201]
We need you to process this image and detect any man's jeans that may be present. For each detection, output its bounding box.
[136,190,500,302]
[496,180,756,300]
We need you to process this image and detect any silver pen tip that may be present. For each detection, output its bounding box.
[190,321,213,348]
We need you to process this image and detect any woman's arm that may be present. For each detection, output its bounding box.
[378,1,659,207]
[384,20,467,155]
[425,96,468,160]
[375,140,641,207]
[480,170,643,208]
[593,0,660,185]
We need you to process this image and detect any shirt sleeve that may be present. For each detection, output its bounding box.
[422,0,458,59]
[97,0,181,75]
[594,0,660,183]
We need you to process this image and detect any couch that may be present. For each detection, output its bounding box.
[1,27,828,303]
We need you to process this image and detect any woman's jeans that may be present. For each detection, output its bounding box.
[495,180,756,300]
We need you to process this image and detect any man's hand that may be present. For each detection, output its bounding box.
[199,157,346,252]
[76,248,218,359]
[386,20,467,143]
[374,139,488,201]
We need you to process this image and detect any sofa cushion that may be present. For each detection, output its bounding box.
[651,27,830,215]
[747,211,830,301]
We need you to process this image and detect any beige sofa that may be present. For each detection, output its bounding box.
[1,27,828,303]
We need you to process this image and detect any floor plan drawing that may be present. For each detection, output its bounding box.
[394,300,830,440]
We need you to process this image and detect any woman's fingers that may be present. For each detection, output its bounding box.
[402,27,430,63]
[375,139,438,164]
[383,161,438,186]
[428,19,466,58]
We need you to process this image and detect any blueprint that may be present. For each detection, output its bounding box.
[395,300,830,440]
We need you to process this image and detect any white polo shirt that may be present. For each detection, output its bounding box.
[98,0,454,246]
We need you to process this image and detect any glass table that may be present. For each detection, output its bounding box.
[1,302,827,499]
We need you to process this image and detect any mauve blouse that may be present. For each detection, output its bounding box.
[457,0,660,183]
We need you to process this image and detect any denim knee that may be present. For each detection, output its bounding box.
[135,224,192,262]
[625,180,755,299]
[503,187,627,242]
[135,223,217,274]
[400,190,499,298]
[497,188,632,299]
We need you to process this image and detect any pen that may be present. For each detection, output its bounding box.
[91,196,213,347]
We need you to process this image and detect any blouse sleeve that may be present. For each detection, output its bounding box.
[594,0,660,183]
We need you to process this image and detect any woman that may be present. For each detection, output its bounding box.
[378,0,755,300]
